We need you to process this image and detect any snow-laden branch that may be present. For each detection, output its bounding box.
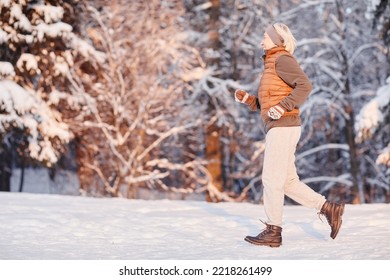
[125,170,170,185]
[137,121,201,162]
[0,61,15,77]
[0,80,72,166]
[300,95,350,121]
[355,77,390,143]
[236,176,262,202]
[279,0,334,20]
[349,42,387,68]
[86,5,114,58]
[307,174,355,194]
[317,63,345,90]
[376,144,390,167]
[302,175,353,188]
[84,162,119,196]
[296,143,350,161]
[297,37,333,47]
[366,178,390,191]
[298,37,345,64]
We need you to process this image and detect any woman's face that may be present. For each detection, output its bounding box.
[260,32,276,50]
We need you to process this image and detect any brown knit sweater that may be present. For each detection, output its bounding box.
[259,49,312,133]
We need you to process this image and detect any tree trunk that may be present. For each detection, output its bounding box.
[205,0,223,201]
[18,152,25,192]
[206,124,223,198]
[336,0,364,204]
[208,0,221,54]
[344,93,364,204]
[0,143,12,192]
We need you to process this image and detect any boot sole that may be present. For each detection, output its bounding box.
[244,237,281,248]
[331,203,345,239]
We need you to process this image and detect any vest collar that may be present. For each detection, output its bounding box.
[264,46,287,57]
[262,47,286,62]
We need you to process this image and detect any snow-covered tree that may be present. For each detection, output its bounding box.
[355,77,390,199]
[355,77,390,145]
[51,0,221,198]
[0,0,103,191]
[366,0,390,48]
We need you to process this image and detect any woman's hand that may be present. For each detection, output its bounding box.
[234,89,249,103]
[267,105,285,120]
[234,89,259,111]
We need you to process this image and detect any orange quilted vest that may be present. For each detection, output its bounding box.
[258,47,299,120]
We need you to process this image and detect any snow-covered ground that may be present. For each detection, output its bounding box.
[1,191,389,260]
[1,192,389,280]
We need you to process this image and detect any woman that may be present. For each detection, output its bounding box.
[235,23,345,247]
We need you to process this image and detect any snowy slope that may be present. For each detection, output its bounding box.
[0,192,389,260]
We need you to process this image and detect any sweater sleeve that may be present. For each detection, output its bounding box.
[275,55,312,111]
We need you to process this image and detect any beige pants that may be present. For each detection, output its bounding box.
[262,126,326,226]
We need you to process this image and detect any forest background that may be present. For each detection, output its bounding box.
[0,0,389,205]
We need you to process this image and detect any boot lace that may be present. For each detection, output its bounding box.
[317,209,330,224]
[257,219,272,237]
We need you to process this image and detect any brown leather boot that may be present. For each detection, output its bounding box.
[319,201,345,239]
[244,223,282,247]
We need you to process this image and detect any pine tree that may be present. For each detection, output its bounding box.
[0,0,101,191]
